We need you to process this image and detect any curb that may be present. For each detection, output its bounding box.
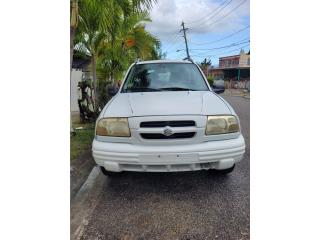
[71,166,105,240]
[73,166,100,200]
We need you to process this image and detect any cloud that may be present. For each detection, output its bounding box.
[145,0,250,42]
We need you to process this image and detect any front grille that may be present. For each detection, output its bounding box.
[140,120,195,128]
[140,132,195,139]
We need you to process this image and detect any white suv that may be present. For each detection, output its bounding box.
[92,60,245,175]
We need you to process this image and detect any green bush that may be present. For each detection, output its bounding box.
[207,76,214,86]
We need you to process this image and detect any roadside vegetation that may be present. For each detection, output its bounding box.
[71,0,161,114]
[70,0,160,161]
[70,122,95,160]
[198,58,214,85]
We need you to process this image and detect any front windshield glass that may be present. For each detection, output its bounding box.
[122,63,209,92]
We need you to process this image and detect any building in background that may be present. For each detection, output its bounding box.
[210,49,250,89]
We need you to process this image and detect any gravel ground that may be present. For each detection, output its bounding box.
[79,95,250,240]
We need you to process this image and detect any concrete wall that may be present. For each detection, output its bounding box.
[71,69,82,113]
[239,54,250,67]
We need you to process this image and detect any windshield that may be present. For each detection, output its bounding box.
[122,63,209,92]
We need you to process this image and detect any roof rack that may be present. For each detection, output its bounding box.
[188,58,194,64]
[183,57,194,63]
[133,58,141,66]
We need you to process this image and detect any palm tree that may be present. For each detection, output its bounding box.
[93,10,160,107]
[73,0,157,111]
[70,0,78,70]
[200,58,212,67]
[97,10,160,80]
[74,0,108,110]
[200,58,212,77]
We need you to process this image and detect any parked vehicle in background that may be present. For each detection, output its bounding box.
[212,79,225,94]
[92,60,245,176]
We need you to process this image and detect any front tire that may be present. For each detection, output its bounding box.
[100,166,121,177]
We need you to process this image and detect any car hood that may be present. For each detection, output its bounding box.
[102,91,231,117]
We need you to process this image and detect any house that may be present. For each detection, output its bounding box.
[210,49,250,89]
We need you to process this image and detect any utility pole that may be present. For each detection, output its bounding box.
[180,21,190,60]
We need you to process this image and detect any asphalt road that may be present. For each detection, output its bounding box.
[78,95,250,240]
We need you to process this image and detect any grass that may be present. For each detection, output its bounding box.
[70,122,95,161]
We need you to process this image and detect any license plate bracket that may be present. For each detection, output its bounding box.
[139,153,198,163]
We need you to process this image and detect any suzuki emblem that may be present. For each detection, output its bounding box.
[163,126,173,136]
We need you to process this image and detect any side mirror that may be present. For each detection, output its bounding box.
[108,85,119,97]
[213,87,225,94]
[211,80,225,94]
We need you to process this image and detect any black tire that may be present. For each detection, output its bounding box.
[209,164,235,175]
[100,166,121,177]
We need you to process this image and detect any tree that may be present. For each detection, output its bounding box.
[200,58,212,67]
[73,0,157,111]
[70,0,79,71]
[199,58,212,77]
[97,10,160,80]
[74,0,109,111]
[149,43,167,60]
[96,10,160,107]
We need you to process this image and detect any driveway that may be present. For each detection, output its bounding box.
[72,94,250,240]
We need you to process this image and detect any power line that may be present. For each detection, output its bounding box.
[186,0,232,26]
[188,0,248,34]
[164,0,249,61]
[190,25,250,46]
[191,43,250,59]
[171,41,250,61]
[161,30,184,54]
[191,44,250,57]
[186,0,249,60]
[217,44,250,56]
[189,38,249,51]
[188,0,234,29]
[165,37,182,53]
[163,32,181,45]
[205,0,248,27]
[166,43,184,55]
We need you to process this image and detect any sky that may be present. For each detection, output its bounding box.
[145,0,250,66]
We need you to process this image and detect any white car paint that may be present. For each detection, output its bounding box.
[92,60,245,172]
[102,91,232,117]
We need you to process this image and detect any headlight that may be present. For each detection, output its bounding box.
[205,115,239,135]
[96,118,131,137]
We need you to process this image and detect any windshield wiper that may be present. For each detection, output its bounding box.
[158,87,196,91]
[123,87,161,92]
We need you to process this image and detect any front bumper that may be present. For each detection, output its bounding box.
[92,135,245,172]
